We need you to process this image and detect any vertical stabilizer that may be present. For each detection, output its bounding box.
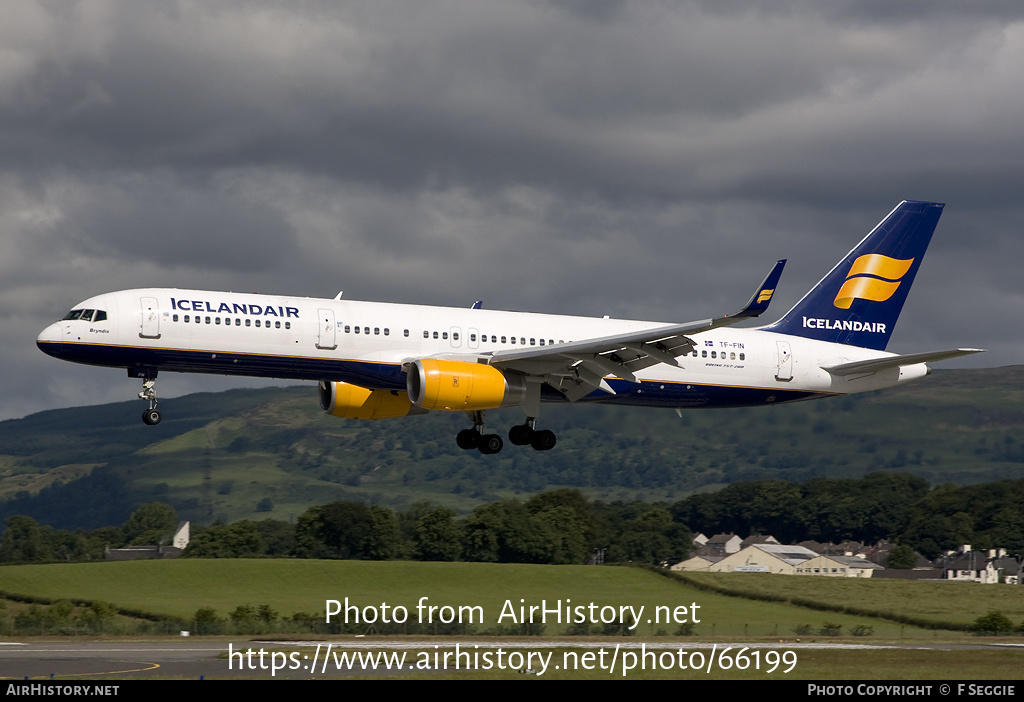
[764,200,944,351]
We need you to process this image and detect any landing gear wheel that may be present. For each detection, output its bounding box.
[456,428,480,450]
[531,429,556,451]
[508,424,535,446]
[478,434,503,455]
[136,373,161,426]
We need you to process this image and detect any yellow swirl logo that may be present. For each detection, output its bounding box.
[833,254,914,309]
[756,289,775,304]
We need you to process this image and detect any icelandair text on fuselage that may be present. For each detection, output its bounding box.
[325,597,700,630]
[803,317,886,333]
[170,298,300,318]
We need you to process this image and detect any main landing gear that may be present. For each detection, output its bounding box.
[456,411,504,455]
[508,419,556,451]
[455,412,556,455]
[132,368,162,425]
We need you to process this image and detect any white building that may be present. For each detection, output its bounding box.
[709,544,818,574]
[795,554,882,578]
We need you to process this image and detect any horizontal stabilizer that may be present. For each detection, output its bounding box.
[822,348,985,376]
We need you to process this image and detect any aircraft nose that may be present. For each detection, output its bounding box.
[37,322,65,358]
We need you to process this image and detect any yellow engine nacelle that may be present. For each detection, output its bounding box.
[318,380,426,420]
[406,359,527,411]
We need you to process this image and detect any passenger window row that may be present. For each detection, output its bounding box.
[344,325,392,336]
[466,333,563,346]
[693,349,745,360]
[165,313,745,362]
[172,314,291,329]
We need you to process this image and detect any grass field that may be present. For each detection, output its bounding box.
[1,560,1022,639]
[3,560,1024,680]
[681,571,1024,628]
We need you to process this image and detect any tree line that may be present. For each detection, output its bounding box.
[672,473,1024,558]
[2,473,1023,564]
[186,490,693,565]
[0,501,179,563]
[0,491,693,566]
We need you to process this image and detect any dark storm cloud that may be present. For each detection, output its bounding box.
[6,0,1012,197]
[2,0,1021,420]
[49,172,294,271]
[5,2,1022,207]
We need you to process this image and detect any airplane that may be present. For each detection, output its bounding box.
[37,200,983,454]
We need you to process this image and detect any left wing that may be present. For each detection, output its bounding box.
[485,259,786,401]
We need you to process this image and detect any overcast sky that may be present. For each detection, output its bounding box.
[3,1,1022,421]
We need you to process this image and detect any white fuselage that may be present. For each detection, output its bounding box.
[37,287,927,410]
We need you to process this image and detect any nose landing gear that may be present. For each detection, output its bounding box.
[131,368,161,425]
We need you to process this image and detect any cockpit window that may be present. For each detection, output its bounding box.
[62,309,107,322]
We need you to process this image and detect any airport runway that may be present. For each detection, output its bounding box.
[0,641,233,680]
[0,640,460,679]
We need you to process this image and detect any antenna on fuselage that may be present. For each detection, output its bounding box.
[334,291,343,300]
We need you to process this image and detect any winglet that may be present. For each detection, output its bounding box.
[728,259,787,321]
[471,300,483,310]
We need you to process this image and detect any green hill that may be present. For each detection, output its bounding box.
[0,366,1021,527]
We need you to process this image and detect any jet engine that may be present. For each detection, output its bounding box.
[406,359,527,411]
[318,380,426,420]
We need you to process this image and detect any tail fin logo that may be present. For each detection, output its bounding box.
[756,289,775,304]
[833,254,914,310]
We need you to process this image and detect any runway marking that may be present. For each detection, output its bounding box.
[1,662,161,680]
